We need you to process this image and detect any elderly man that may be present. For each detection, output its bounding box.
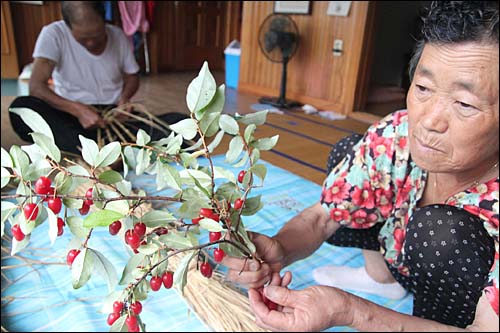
[9,1,186,154]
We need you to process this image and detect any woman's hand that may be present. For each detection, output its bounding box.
[221,232,286,288]
[248,285,354,332]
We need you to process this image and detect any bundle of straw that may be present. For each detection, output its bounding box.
[95,103,186,148]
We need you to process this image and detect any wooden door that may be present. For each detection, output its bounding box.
[1,1,19,78]
[174,1,226,70]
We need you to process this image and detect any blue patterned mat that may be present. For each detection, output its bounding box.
[1,156,412,332]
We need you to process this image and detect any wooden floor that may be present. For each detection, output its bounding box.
[1,71,371,185]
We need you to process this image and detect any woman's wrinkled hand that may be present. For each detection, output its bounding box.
[221,232,286,289]
[248,284,354,332]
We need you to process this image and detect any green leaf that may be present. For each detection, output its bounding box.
[96,142,121,168]
[141,210,176,228]
[195,84,225,120]
[63,197,84,209]
[250,148,260,164]
[159,232,194,249]
[135,148,151,176]
[98,170,123,184]
[92,248,118,292]
[220,242,244,258]
[225,136,244,164]
[199,217,223,232]
[72,248,94,289]
[237,110,268,126]
[174,251,196,295]
[10,145,29,178]
[46,208,59,246]
[9,107,54,141]
[165,134,183,155]
[105,199,130,216]
[137,242,160,255]
[213,166,236,183]
[156,163,181,191]
[170,118,198,140]
[215,182,241,203]
[66,216,90,239]
[1,147,13,168]
[119,253,145,285]
[179,169,212,188]
[241,195,264,216]
[252,135,279,151]
[186,61,216,113]
[233,153,249,168]
[1,167,10,188]
[207,130,224,153]
[79,135,99,167]
[21,144,45,163]
[244,124,257,143]
[83,209,125,228]
[24,159,51,181]
[249,164,267,182]
[1,201,17,225]
[199,112,220,138]
[219,114,239,135]
[235,221,256,254]
[136,129,151,146]
[53,171,73,194]
[31,132,61,162]
[11,232,30,255]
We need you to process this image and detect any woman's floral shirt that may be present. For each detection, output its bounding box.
[320,109,499,315]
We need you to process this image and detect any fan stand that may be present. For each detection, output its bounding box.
[259,56,302,109]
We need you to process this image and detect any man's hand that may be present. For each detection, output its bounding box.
[221,232,286,288]
[72,103,106,129]
[248,285,353,332]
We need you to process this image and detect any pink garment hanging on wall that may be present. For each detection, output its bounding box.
[118,1,150,36]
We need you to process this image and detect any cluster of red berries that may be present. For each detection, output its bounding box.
[124,222,147,252]
[79,187,94,215]
[11,176,65,242]
[106,300,143,331]
[149,270,174,291]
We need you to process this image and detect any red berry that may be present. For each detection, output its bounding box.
[133,222,146,238]
[238,170,246,183]
[112,301,124,313]
[107,312,120,326]
[66,249,80,266]
[155,227,169,235]
[126,231,141,249]
[150,276,162,291]
[57,217,65,236]
[34,176,52,194]
[214,248,225,263]
[125,315,138,330]
[85,187,94,205]
[23,203,39,221]
[200,262,213,278]
[210,213,220,222]
[209,231,221,243]
[109,220,122,235]
[191,217,202,225]
[199,208,213,218]
[234,198,244,210]
[130,301,142,315]
[47,197,62,214]
[162,271,174,289]
[11,224,25,241]
[79,202,90,215]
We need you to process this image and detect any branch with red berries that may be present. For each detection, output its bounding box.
[1,62,279,332]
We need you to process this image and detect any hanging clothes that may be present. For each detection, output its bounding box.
[118,1,149,36]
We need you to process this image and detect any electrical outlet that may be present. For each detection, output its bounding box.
[333,39,343,56]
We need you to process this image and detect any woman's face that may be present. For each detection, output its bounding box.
[407,42,499,173]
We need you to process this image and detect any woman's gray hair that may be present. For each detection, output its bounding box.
[408,1,499,82]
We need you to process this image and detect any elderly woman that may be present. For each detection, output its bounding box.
[221,1,499,331]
